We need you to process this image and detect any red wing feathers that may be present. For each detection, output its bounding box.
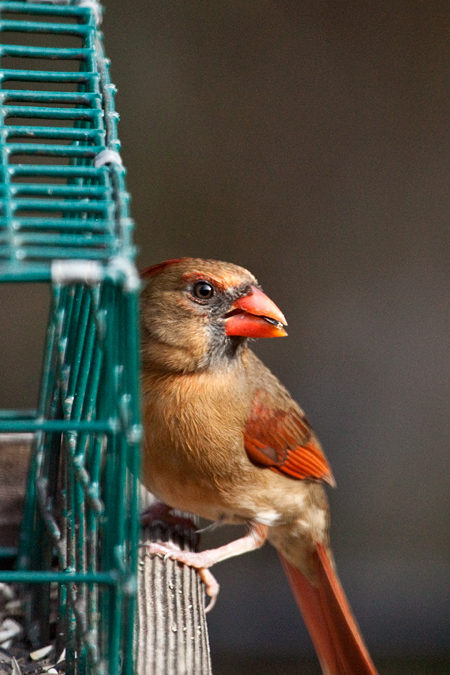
[244,390,335,485]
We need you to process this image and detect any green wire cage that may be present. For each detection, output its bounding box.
[0,2,141,674]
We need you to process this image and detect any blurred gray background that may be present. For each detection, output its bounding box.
[1,1,449,672]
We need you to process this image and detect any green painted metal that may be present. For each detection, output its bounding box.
[0,3,141,675]
[0,0,135,278]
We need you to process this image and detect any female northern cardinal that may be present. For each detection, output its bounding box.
[141,257,378,675]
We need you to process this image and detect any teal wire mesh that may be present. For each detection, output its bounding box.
[0,3,141,675]
[0,0,134,279]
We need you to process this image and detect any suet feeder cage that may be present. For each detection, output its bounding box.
[0,2,141,674]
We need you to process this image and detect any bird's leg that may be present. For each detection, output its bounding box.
[144,523,269,610]
[145,522,268,567]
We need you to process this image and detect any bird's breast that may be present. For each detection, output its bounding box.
[141,367,254,518]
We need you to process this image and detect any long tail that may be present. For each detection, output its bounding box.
[279,543,378,675]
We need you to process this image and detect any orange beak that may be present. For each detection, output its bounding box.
[224,286,288,338]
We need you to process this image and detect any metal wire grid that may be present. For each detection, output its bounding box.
[0,2,141,675]
[18,279,141,675]
[0,0,134,280]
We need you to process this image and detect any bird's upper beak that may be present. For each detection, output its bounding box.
[224,286,288,338]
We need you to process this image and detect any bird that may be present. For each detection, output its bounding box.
[140,257,379,675]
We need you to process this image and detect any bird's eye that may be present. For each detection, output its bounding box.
[192,281,215,300]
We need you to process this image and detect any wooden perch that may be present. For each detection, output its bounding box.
[136,492,212,675]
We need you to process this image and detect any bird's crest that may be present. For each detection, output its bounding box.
[141,258,186,279]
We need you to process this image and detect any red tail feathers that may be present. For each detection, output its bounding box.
[280,544,378,675]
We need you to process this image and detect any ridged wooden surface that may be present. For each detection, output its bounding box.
[137,512,212,675]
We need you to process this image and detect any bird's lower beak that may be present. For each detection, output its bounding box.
[224,286,288,338]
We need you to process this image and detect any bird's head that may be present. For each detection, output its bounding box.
[140,258,287,373]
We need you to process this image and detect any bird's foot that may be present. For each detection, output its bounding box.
[143,541,220,612]
[144,540,221,569]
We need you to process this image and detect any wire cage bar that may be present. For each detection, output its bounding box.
[0,3,141,675]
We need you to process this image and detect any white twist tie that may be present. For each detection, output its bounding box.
[51,260,104,285]
[94,149,123,168]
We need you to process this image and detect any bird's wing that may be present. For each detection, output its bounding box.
[244,387,335,485]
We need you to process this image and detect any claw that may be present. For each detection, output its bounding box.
[205,595,217,613]
[199,568,220,612]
